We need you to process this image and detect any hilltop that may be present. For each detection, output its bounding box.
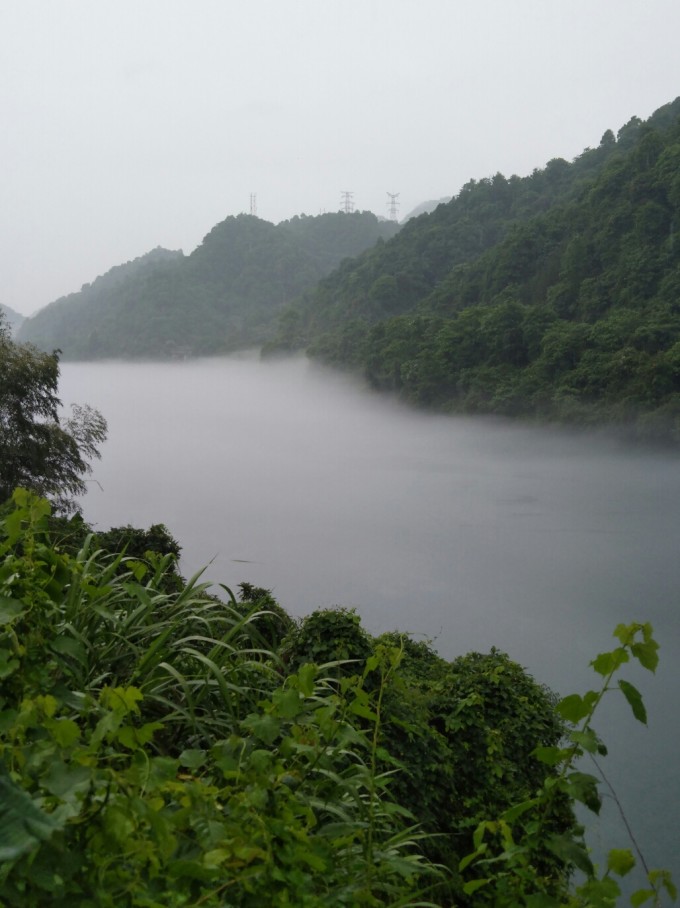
[266,98,680,441]
[17,212,398,358]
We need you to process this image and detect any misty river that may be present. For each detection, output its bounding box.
[59,354,679,884]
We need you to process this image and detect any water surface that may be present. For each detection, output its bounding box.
[60,355,680,883]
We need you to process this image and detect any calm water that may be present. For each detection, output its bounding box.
[60,355,680,884]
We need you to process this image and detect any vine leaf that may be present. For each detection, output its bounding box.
[607,848,635,877]
[0,770,61,861]
[618,680,647,724]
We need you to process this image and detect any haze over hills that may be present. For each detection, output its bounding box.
[266,97,680,441]
[16,97,680,440]
[401,197,453,221]
[0,304,25,335]
[17,211,399,358]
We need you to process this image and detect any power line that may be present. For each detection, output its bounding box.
[340,191,354,214]
[387,192,400,222]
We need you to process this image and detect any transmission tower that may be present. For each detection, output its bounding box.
[340,190,354,214]
[387,192,400,222]
[249,193,257,217]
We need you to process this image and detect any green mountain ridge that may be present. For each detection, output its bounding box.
[17,211,398,359]
[268,97,680,442]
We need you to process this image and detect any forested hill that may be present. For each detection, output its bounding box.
[267,97,680,442]
[0,304,25,335]
[17,211,398,359]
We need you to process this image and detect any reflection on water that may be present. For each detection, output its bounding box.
[60,355,680,883]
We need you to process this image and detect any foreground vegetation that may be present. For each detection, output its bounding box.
[0,313,107,513]
[0,490,675,906]
[1,219,675,905]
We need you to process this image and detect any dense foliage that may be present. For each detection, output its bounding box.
[17,212,398,359]
[267,98,680,441]
[0,315,107,512]
[0,491,674,905]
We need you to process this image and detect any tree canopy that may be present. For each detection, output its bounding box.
[266,97,680,441]
[17,212,399,359]
[0,314,107,511]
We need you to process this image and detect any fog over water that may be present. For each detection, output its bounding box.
[59,355,679,881]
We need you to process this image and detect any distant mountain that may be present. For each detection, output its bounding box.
[18,212,399,359]
[401,198,452,221]
[0,304,25,335]
[266,97,680,442]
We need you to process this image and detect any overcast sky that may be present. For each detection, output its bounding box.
[2,1,679,316]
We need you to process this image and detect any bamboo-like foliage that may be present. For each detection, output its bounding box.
[0,490,674,906]
[0,490,440,906]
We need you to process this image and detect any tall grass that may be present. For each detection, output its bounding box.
[0,490,440,906]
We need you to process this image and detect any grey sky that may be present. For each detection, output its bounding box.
[2,0,679,316]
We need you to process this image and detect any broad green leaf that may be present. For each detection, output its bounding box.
[591,648,629,676]
[463,878,490,895]
[35,694,58,718]
[0,597,24,624]
[297,663,316,697]
[0,771,61,861]
[90,710,124,748]
[203,848,232,868]
[546,833,594,875]
[607,847,635,876]
[473,821,493,850]
[298,849,327,871]
[557,692,597,723]
[630,888,655,907]
[524,895,561,908]
[148,756,181,785]
[41,760,91,799]
[618,679,647,724]
[100,685,143,714]
[570,728,602,753]
[272,687,302,719]
[349,699,378,722]
[502,797,539,823]
[648,868,678,900]
[169,859,219,881]
[126,559,148,581]
[0,649,19,680]
[50,635,87,665]
[242,712,280,745]
[179,749,206,770]
[0,709,18,733]
[459,845,486,872]
[575,876,621,904]
[364,654,380,673]
[103,805,135,844]
[565,770,601,814]
[117,721,163,749]
[533,745,569,766]
[47,717,81,748]
[614,623,636,645]
[631,641,659,673]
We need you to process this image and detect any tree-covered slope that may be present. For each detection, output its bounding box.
[269,98,680,441]
[18,212,398,359]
